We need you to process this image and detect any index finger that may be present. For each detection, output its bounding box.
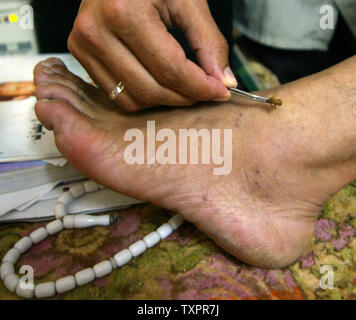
[106,5,231,101]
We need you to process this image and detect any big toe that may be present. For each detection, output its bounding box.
[35,98,99,158]
[36,98,86,132]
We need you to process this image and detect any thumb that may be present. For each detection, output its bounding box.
[174,0,237,88]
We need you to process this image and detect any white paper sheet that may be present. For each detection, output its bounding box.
[43,158,68,167]
[0,96,61,162]
[0,53,91,83]
[0,188,145,222]
[0,181,59,216]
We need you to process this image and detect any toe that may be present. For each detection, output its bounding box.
[34,57,65,81]
[35,98,101,165]
[36,57,92,89]
[35,82,97,118]
[34,98,117,180]
[35,98,90,132]
[35,67,88,98]
[34,58,89,92]
[35,99,64,131]
[40,57,66,68]
[43,58,89,88]
[33,63,52,86]
[34,58,118,120]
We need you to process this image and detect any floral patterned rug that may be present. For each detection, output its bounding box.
[0,183,355,300]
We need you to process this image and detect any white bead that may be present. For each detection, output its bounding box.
[64,215,111,229]
[14,236,32,254]
[4,274,19,293]
[114,249,132,267]
[35,281,56,298]
[75,268,95,286]
[63,215,75,229]
[16,283,35,299]
[84,180,100,193]
[54,202,67,219]
[143,231,161,248]
[168,214,185,230]
[110,258,117,269]
[46,219,64,235]
[70,183,85,198]
[2,248,20,264]
[73,214,111,228]
[93,260,112,278]
[56,275,76,294]
[156,223,173,239]
[29,227,48,244]
[128,240,146,258]
[57,192,73,205]
[1,262,14,280]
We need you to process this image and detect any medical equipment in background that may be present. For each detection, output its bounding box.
[0,0,38,55]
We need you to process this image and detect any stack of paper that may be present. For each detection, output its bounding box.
[0,54,144,222]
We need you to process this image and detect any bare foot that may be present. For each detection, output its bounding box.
[33,57,356,268]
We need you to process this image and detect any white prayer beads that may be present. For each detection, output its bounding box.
[14,236,32,254]
[0,180,185,298]
[93,260,112,278]
[70,183,85,198]
[75,268,95,286]
[114,249,132,267]
[56,276,76,294]
[46,219,63,235]
[4,274,19,293]
[2,248,20,264]
[57,192,73,206]
[129,240,147,257]
[29,227,48,244]
[63,214,111,229]
[54,202,66,219]
[16,283,34,299]
[143,231,160,248]
[157,223,173,239]
[168,214,185,230]
[35,281,56,298]
[1,262,14,280]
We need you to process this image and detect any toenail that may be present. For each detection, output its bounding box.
[41,59,62,67]
[41,61,53,67]
[42,68,54,75]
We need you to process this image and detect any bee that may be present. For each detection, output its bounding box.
[267,95,282,108]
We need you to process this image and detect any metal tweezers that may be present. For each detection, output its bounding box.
[229,88,282,107]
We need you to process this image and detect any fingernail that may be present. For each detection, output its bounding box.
[223,67,238,88]
[213,91,231,102]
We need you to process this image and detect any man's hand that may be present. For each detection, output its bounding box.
[68,0,237,111]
